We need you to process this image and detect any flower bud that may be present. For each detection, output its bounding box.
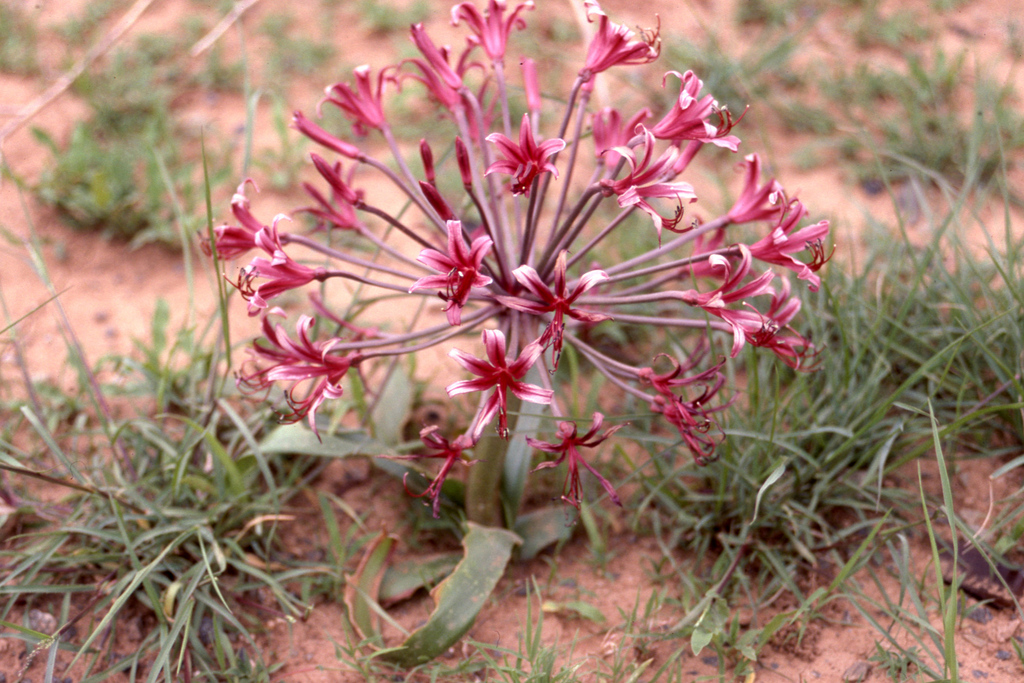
[455,136,473,187]
[293,111,361,159]
[420,139,436,184]
[419,181,456,221]
[521,58,541,114]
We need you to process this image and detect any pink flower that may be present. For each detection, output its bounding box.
[651,393,721,465]
[391,426,478,518]
[309,154,363,206]
[323,64,395,136]
[403,57,461,111]
[727,154,784,224]
[637,349,730,463]
[677,245,775,357]
[681,226,727,279]
[239,311,362,437]
[299,154,364,231]
[451,0,534,62]
[650,71,741,151]
[446,329,553,439]
[410,23,464,92]
[637,351,725,400]
[292,111,362,159]
[580,0,660,84]
[599,127,697,239]
[410,220,494,325]
[748,200,831,291]
[300,183,361,232]
[495,250,611,369]
[592,106,651,163]
[205,181,263,259]
[236,217,322,316]
[529,412,625,509]
[486,114,566,194]
[744,277,819,370]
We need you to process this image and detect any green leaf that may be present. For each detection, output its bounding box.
[260,424,391,458]
[691,596,728,656]
[378,523,520,667]
[513,506,575,561]
[541,599,606,624]
[370,365,414,447]
[378,553,462,606]
[502,366,546,521]
[344,531,396,643]
[751,458,787,524]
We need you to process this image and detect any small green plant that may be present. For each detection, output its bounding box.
[356,0,431,35]
[849,1,931,49]
[0,2,40,76]
[659,27,805,126]
[819,48,1024,183]
[193,43,246,93]
[29,31,236,247]
[53,0,119,47]
[735,0,801,27]
[253,95,309,191]
[32,123,162,241]
[259,12,336,86]
[0,226,348,680]
[31,122,230,247]
[869,642,921,681]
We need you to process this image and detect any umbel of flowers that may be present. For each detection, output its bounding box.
[207,0,831,518]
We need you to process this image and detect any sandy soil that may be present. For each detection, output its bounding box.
[1,0,1023,681]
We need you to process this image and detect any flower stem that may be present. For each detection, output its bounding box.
[465,430,510,527]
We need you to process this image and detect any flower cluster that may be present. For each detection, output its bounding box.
[208,0,830,514]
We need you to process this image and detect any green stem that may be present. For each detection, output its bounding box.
[465,432,508,527]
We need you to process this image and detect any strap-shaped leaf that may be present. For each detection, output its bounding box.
[379,523,520,667]
[344,531,396,643]
[260,424,391,457]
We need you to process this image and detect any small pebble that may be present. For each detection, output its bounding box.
[861,179,885,196]
[996,650,1012,661]
[701,655,719,666]
[198,616,215,646]
[842,660,872,682]
[28,609,57,634]
[967,606,994,624]
[972,670,988,679]
[304,548,326,562]
[0,672,7,683]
